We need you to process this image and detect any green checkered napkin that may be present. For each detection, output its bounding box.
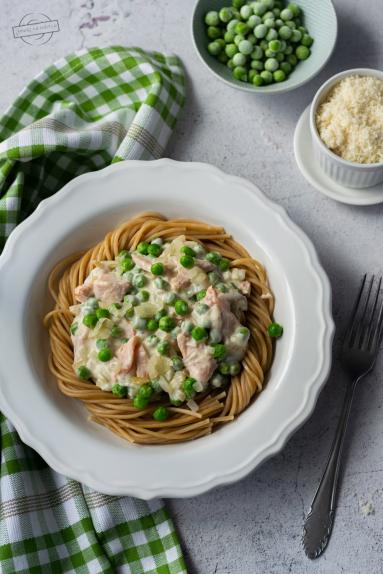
[0,46,186,573]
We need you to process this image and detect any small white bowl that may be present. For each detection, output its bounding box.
[310,68,383,189]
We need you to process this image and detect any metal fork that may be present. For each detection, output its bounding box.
[302,274,383,559]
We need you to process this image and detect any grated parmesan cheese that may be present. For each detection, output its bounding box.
[316,75,383,164]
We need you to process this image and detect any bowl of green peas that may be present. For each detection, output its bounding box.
[192,0,337,93]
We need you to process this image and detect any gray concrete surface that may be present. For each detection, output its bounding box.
[1,1,383,572]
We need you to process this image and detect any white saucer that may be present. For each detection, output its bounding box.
[294,106,383,206]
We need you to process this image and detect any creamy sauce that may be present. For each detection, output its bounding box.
[70,236,251,404]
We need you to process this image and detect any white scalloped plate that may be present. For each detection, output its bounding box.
[0,160,334,499]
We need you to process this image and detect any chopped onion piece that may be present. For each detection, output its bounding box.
[186,399,199,412]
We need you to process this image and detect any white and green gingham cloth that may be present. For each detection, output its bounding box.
[0,46,187,573]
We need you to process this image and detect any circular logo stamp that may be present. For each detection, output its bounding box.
[13,13,60,46]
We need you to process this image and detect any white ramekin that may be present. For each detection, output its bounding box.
[310,68,383,189]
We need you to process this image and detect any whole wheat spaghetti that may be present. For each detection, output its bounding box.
[44,213,275,444]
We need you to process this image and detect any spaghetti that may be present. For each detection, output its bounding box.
[44,213,275,444]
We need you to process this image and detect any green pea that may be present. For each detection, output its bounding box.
[275,18,284,28]
[180,255,194,269]
[216,283,228,293]
[208,271,221,285]
[170,398,183,407]
[157,341,170,356]
[269,39,281,52]
[205,10,219,26]
[138,383,153,399]
[235,21,249,35]
[151,237,163,246]
[133,274,147,288]
[227,18,239,32]
[175,299,189,316]
[172,355,184,371]
[159,316,175,332]
[133,395,149,409]
[224,30,236,43]
[180,246,195,258]
[206,251,221,265]
[147,319,159,332]
[268,322,284,337]
[234,33,245,47]
[151,262,164,276]
[125,307,135,319]
[118,249,130,259]
[265,57,279,71]
[165,292,177,306]
[127,294,139,307]
[240,4,252,19]
[181,320,194,334]
[301,34,314,47]
[146,334,159,347]
[155,309,167,321]
[83,313,98,329]
[77,366,91,380]
[273,69,286,82]
[252,2,267,16]
[286,20,296,29]
[279,25,292,39]
[248,14,261,28]
[213,343,227,360]
[120,258,135,273]
[191,326,207,342]
[112,383,127,398]
[154,277,168,290]
[281,61,292,75]
[296,45,310,60]
[265,48,276,58]
[260,70,273,84]
[219,7,233,23]
[276,52,285,62]
[291,29,302,43]
[183,377,197,398]
[251,60,264,71]
[225,43,238,58]
[96,338,109,349]
[238,326,250,338]
[196,289,207,301]
[208,41,222,56]
[238,40,253,55]
[230,362,242,375]
[70,322,78,335]
[288,54,297,66]
[207,25,222,40]
[251,46,263,60]
[281,8,293,20]
[138,290,150,302]
[219,362,231,375]
[233,53,247,67]
[111,325,123,338]
[253,74,264,86]
[254,24,268,38]
[288,3,300,17]
[266,28,278,41]
[98,348,112,362]
[227,58,235,70]
[264,18,275,29]
[137,241,149,255]
[147,243,163,257]
[152,406,169,421]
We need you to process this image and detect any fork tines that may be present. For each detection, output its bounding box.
[346,274,383,351]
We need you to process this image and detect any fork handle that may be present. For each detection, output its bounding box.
[302,379,358,559]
